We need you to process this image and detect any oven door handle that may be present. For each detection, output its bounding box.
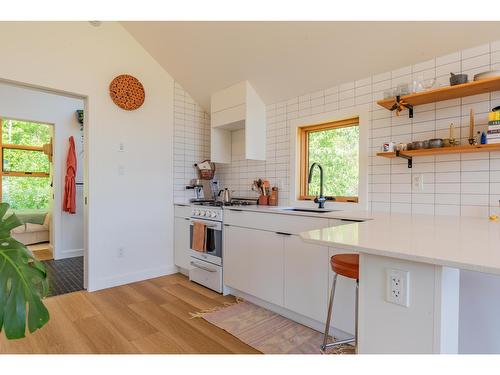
[190,261,217,272]
[189,219,220,229]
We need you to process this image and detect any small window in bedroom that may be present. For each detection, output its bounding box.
[0,118,52,209]
[298,117,359,203]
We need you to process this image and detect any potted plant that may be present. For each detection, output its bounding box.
[0,202,50,339]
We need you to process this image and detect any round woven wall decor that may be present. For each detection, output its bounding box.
[109,74,145,110]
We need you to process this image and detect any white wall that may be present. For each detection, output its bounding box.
[0,22,176,291]
[0,82,84,260]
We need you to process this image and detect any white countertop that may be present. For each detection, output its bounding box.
[222,205,374,221]
[300,212,500,276]
[174,201,374,220]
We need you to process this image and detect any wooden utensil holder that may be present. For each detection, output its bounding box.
[258,195,269,205]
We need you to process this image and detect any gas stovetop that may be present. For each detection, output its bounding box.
[190,198,258,207]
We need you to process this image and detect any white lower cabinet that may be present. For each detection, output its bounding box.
[174,216,191,270]
[284,235,329,323]
[223,212,358,332]
[224,225,284,306]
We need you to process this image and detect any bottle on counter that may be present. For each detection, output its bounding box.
[268,187,279,206]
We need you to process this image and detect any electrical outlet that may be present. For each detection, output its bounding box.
[117,247,125,258]
[412,174,424,192]
[118,142,125,152]
[118,165,125,176]
[386,269,410,307]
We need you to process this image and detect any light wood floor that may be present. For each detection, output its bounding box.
[0,273,259,354]
[27,242,53,261]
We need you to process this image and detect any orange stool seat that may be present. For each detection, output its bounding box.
[330,254,359,280]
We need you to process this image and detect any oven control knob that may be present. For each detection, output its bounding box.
[211,212,217,218]
[200,210,206,216]
[194,210,199,216]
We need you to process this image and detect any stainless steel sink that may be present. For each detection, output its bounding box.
[281,208,339,213]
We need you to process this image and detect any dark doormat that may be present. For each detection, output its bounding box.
[43,256,84,297]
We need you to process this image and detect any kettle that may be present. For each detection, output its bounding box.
[218,188,231,203]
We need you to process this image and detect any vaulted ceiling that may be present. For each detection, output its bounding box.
[123,21,500,110]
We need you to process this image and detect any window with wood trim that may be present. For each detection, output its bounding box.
[0,118,52,209]
[299,117,359,203]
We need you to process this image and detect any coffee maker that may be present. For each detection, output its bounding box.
[187,179,219,202]
[186,160,218,202]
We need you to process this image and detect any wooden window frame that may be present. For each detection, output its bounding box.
[299,117,359,203]
[0,118,51,202]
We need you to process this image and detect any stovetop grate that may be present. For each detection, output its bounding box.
[190,198,258,207]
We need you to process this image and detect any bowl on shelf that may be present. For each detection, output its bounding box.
[428,138,444,148]
[411,141,424,150]
[450,73,468,86]
[473,70,500,81]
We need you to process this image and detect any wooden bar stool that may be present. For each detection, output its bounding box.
[321,253,359,352]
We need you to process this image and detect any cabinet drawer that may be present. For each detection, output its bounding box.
[224,209,331,234]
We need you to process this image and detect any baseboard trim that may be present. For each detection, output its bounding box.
[226,286,353,340]
[56,248,84,260]
[88,264,178,292]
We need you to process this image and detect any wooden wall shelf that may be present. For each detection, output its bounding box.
[377,76,500,112]
[377,144,500,158]
[377,144,500,168]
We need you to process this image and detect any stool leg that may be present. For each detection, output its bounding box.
[355,279,359,353]
[321,273,338,351]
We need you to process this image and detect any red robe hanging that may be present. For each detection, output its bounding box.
[63,136,77,214]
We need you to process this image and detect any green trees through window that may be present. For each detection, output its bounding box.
[1,119,52,210]
[2,176,51,209]
[2,119,51,146]
[307,125,359,197]
[300,119,359,201]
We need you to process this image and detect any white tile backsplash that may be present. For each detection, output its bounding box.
[174,40,500,217]
[173,82,211,202]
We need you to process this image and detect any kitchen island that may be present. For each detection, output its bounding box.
[300,212,500,354]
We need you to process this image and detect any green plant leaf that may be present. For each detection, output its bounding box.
[0,202,50,339]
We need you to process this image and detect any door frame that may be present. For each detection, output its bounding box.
[0,77,89,290]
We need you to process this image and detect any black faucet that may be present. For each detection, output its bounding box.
[308,163,327,209]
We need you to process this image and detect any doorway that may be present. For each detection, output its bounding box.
[0,81,87,297]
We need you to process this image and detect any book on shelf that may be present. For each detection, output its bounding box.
[487,138,500,144]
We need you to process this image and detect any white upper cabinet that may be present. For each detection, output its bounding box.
[210,81,266,163]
